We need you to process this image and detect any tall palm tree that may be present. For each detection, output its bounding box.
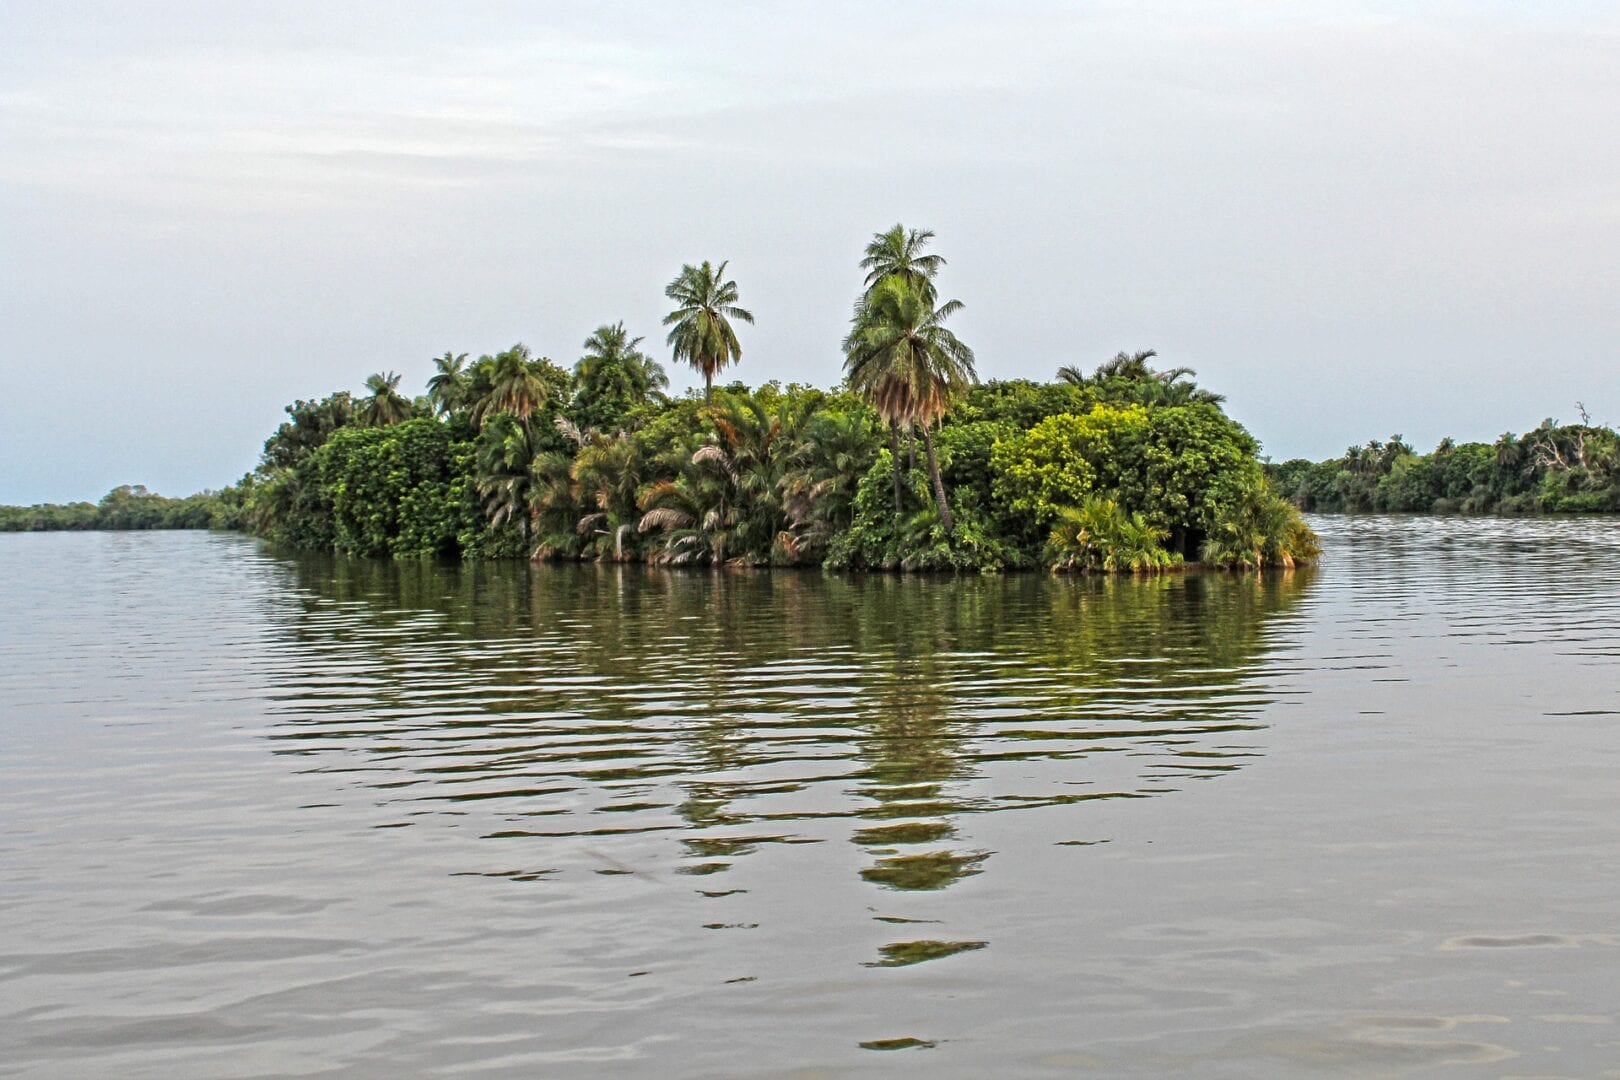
[853,225,948,514]
[663,261,753,403]
[844,276,977,534]
[860,225,944,301]
[358,371,411,427]
[426,351,469,416]
[474,344,550,430]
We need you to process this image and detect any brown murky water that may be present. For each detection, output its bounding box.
[3,517,1619,1077]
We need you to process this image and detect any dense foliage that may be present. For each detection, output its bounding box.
[1271,415,1620,515]
[7,227,1318,572]
[0,485,244,532]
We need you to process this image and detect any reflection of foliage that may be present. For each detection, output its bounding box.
[853,822,955,845]
[267,554,1314,896]
[861,850,990,891]
[859,1037,937,1051]
[862,939,988,967]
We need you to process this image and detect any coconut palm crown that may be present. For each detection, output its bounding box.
[663,260,753,403]
[358,371,412,427]
[474,345,551,429]
[426,351,469,416]
[843,275,976,533]
[860,224,944,301]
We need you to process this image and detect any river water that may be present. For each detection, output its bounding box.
[2,517,1618,1078]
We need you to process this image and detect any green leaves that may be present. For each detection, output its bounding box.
[991,402,1308,567]
[664,260,752,401]
[1046,496,1175,573]
[990,404,1149,525]
[309,419,480,559]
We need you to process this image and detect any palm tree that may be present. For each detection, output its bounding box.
[1074,350,1224,406]
[860,225,944,301]
[1092,349,1160,382]
[475,413,538,540]
[782,408,879,545]
[663,261,753,403]
[571,431,647,561]
[635,391,823,565]
[574,322,669,430]
[426,351,469,416]
[580,323,668,395]
[851,225,949,514]
[358,371,411,427]
[844,276,977,534]
[474,344,550,430]
[1495,432,1522,469]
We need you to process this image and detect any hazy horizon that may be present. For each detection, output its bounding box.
[3,2,1617,504]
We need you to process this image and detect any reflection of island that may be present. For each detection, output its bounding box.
[257,554,1313,923]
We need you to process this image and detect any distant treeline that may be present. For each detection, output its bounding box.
[1269,417,1620,515]
[0,485,246,532]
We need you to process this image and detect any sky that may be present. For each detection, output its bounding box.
[2,1,1617,504]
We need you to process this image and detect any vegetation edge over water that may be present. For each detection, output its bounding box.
[5,227,1332,571]
[1267,414,1620,516]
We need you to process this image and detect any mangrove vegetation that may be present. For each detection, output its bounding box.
[1270,408,1620,515]
[6,227,1330,571]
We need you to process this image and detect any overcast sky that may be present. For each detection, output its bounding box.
[2,2,1617,503]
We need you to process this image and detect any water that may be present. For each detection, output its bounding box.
[3,517,1619,1078]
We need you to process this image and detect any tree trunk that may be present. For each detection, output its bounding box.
[922,425,952,535]
[908,429,917,471]
[889,421,903,519]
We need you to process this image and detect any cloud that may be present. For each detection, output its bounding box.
[2,2,1618,500]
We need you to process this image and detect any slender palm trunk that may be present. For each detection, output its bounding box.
[908,429,916,471]
[922,425,953,535]
[889,421,903,518]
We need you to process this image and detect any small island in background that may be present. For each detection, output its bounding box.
[7,226,1617,569]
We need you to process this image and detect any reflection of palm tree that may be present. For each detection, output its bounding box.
[263,555,1316,909]
[853,681,990,892]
